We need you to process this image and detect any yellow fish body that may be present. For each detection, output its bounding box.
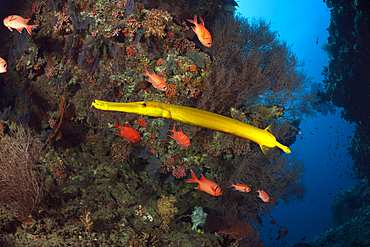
[91,100,291,154]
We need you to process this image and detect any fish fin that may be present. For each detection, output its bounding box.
[186,170,199,183]
[191,26,196,32]
[187,19,195,24]
[141,65,149,75]
[264,124,272,132]
[26,25,38,35]
[115,117,121,127]
[199,16,205,26]
[260,145,271,155]
[16,28,23,33]
[167,123,175,132]
[276,142,291,154]
[187,15,197,24]
[200,174,207,181]
[7,27,13,31]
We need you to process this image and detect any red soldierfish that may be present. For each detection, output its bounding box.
[110,117,141,143]
[186,170,222,196]
[0,57,7,73]
[3,15,38,35]
[168,123,190,148]
[141,65,167,91]
[256,189,270,202]
[228,181,251,193]
[187,15,212,47]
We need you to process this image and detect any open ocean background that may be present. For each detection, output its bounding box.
[237,0,360,246]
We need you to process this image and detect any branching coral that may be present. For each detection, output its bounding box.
[142,9,171,39]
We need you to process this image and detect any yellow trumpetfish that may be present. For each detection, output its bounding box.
[91,100,291,154]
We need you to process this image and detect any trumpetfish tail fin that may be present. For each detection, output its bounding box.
[276,142,291,154]
[260,143,291,155]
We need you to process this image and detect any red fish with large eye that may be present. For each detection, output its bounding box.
[256,189,270,202]
[167,123,190,148]
[228,181,251,193]
[141,65,167,91]
[186,170,222,196]
[187,15,212,47]
[3,15,38,35]
[110,117,141,143]
[0,57,7,73]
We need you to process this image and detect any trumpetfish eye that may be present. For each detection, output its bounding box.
[142,103,147,107]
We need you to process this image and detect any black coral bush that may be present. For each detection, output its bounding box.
[0,124,44,218]
[197,15,307,116]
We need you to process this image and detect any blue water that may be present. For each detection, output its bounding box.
[237,1,359,245]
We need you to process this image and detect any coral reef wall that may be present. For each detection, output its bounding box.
[0,0,311,246]
[322,0,370,179]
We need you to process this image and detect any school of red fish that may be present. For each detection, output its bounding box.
[0,13,271,203]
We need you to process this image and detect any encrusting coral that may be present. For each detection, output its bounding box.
[156,195,178,233]
[142,9,171,38]
[111,137,133,164]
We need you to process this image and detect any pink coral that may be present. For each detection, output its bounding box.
[172,166,186,179]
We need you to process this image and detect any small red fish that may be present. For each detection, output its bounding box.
[168,123,190,148]
[187,15,212,47]
[0,57,7,73]
[278,229,288,239]
[186,170,222,196]
[110,117,141,143]
[228,181,251,193]
[256,189,270,202]
[141,65,167,91]
[3,15,38,35]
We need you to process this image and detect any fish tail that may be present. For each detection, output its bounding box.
[187,15,197,24]
[167,123,176,133]
[141,65,149,76]
[26,24,38,35]
[199,16,205,26]
[186,170,199,183]
[260,145,270,155]
[114,116,122,127]
[227,181,234,187]
[276,142,291,154]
